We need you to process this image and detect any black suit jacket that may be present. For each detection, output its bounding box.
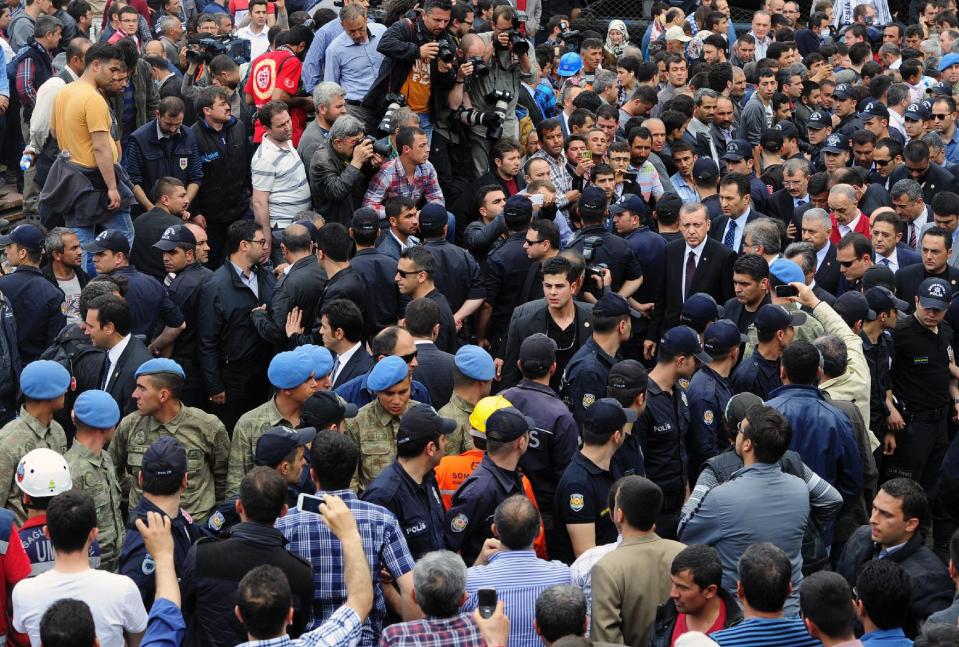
[412,341,455,409]
[888,162,959,204]
[708,209,766,254]
[650,238,736,341]
[767,189,808,233]
[895,264,959,313]
[815,242,841,296]
[104,335,154,415]
[332,346,374,388]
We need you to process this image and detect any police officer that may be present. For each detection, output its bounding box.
[445,407,533,566]
[560,292,633,424]
[862,286,907,441]
[686,320,746,469]
[227,351,316,494]
[437,345,495,456]
[833,83,864,139]
[553,398,634,565]
[634,326,705,540]
[17,448,101,574]
[344,355,419,492]
[501,334,579,549]
[731,304,806,400]
[606,359,649,479]
[349,208,401,336]
[300,390,359,432]
[154,225,214,409]
[805,111,833,173]
[119,436,204,606]
[419,203,486,327]
[109,358,231,524]
[65,390,124,572]
[361,404,454,559]
[0,360,70,523]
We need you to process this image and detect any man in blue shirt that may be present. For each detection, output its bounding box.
[325,4,385,131]
[856,560,916,646]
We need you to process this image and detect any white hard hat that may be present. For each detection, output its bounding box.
[15,448,72,498]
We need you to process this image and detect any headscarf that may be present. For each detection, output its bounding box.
[606,19,630,57]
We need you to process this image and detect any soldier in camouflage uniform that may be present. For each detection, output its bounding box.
[65,390,125,572]
[344,355,419,492]
[109,359,230,524]
[226,350,317,495]
[0,361,71,524]
[742,260,825,359]
[437,345,496,456]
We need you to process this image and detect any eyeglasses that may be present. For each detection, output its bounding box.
[873,158,892,166]
[524,238,544,246]
[247,238,266,246]
[609,156,630,163]
[396,268,426,277]
[399,350,418,364]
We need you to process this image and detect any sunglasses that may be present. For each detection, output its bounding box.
[396,268,426,277]
[524,238,544,246]
[873,159,892,166]
[933,113,952,120]
[399,350,418,364]
[838,259,857,267]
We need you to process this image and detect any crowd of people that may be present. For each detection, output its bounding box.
[4,0,959,644]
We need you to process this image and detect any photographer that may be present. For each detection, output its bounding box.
[181,53,252,135]
[309,114,382,225]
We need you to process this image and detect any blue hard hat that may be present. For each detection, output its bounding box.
[557,52,583,77]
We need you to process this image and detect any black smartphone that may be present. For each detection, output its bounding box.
[774,284,799,298]
[478,588,496,619]
[297,493,326,514]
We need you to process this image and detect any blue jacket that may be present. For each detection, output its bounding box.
[767,384,863,502]
[0,265,65,363]
[123,119,203,213]
[334,370,432,408]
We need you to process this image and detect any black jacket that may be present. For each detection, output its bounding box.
[889,162,959,205]
[708,209,766,254]
[350,248,399,336]
[198,261,276,396]
[412,341,455,408]
[251,254,326,348]
[102,334,154,415]
[649,585,743,647]
[191,116,252,224]
[896,263,959,313]
[0,265,66,363]
[766,188,805,233]
[815,242,841,296]
[333,346,375,388]
[308,137,377,226]
[40,264,89,290]
[181,522,314,647]
[131,207,182,281]
[168,262,214,378]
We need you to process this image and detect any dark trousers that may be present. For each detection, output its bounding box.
[215,359,270,434]
[655,490,685,540]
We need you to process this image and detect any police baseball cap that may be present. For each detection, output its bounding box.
[834,290,876,325]
[681,293,724,329]
[806,111,832,129]
[397,403,457,446]
[858,100,889,120]
[584,397,638,437]
[774,120,799,140]
[504,194,533,219]
[833,83,856,100]
[607,359,648,394]
[81,229,130,254]
[351,207,380,234]
[519,333,557,374]
[141,436,188,482]
[905,102,931,121]
[655,192,683,222]
[152,225,196,251]
[255,425,316,467]
[821,134,850,154]
[301,391,358,429]
[608,194,647,217]
[722,139,751,162]
[418,203,448,233]
[760,129,784,152]
[692,158,720,182]
[593,291,641,319]
[725,392,763,431]
[0,224,43,250]
[579,186,608,216]
[932,80,954,97]
[485,407,536,442]
[865,286,908,314]
[703,319,747,355]
[755,303,807,334]
[862,265,897,292]
[918,277,952,310]
[659,325,712,364]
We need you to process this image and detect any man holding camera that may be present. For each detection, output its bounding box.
[310,114,384,226]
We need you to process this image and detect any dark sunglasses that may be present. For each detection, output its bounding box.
[400,350,418,364]
[396,268,426,277]
[873,159,892,166]
[839,259,857,267]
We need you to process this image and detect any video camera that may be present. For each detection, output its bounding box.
[582,236,606,299]
[559,20,582,53]
[186,35,251,65]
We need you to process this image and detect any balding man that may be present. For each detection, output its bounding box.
[828,184,871,244]
[184,223,209,265]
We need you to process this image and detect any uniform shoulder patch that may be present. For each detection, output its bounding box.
[208,512,225,532]
[582,394,595,408]
[141,554,155,575]
[569,493,585,512]
[703,410,714,425]
[450,513,469,532]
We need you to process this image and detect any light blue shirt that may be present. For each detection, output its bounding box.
[324,24,387,101]
[945,131,959,167]
[302,19,346,93]
[670,172,698,204]
[722,208,750,252]
[861,627,914,646]
[231,261,259,297]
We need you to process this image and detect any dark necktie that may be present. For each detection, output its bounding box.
[909,224,918,249]
[723,220,737,250]
[101,353,112,390]
[685,250,697,298]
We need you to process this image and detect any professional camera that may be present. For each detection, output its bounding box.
[437,40,457,64]
[560,28,582,52]
[469,55,490,77]
[185,35,251,65]
[495,29,530,55]
[455,107,502,129]
[377,93,407,135]
[484,89,512,140]
[582,236,606,298]
[363,134,392,158]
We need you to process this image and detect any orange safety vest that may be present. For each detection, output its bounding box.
[436,449,548,559]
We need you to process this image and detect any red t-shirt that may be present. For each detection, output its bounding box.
[228,0,275,18]
[1,523,32,642]
[504,177,519,196]
[244,48,306,145]
[670,598,727,646]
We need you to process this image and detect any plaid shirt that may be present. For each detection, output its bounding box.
[237,606,362,647]
[363,158,445,218]
[275,490,415,647]
[378,613,485,646]
[530,150,573,208]
[631,160,664,202]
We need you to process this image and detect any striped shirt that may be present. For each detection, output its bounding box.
[462,550,572,647]
[251,135,312,229]
[570,539,621,623]
[710,617,819,647]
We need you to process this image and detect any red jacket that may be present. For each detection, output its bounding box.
[830,210,872,244]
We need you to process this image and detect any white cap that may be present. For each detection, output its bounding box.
[16,448,72,498]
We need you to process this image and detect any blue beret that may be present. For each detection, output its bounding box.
[73,390,120,429]
[455,345,495,381]
[367,356,409,392]
[135,358,186,379]
[299,344,334,378]
[769,259,805,285]
[268,351,315,389]
[20,360,70,400]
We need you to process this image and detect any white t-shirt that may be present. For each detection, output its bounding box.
[12,569,148,647]
[57,273,82,325]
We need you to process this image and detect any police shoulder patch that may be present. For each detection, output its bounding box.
[208,512,225,532]
[141,554,155,575]
[582,393,595,408]
[569,493,585,512]
[450,513,469,532]
[680,391,689,406]
[703,410,714,425]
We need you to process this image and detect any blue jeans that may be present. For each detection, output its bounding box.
[418,113,433,144]
[446,211,456,244]
[73,208,135,276]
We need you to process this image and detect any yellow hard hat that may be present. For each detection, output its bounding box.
[469,395,513,437]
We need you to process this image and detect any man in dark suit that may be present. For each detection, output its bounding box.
[709,173,766,254]
[891,178,934,253]
[895,226,959,312]
[83,293,153,416]
[319,299,374,389]
[350,208,400,336]
[766,158,813,233]
[799,207,841,295]
[872,209,922,273]
[648,202,736,358]
[887,140,959,205]
[406,297,455,408]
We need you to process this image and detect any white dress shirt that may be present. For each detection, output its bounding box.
[877,247,900,273]
[331,341,361,385]
[104,334,131,389]
[722,208,751,252]
[838,212,863,237]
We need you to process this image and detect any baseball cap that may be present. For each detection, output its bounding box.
[81,229,130,254]
[593,291,640,318]
[152,225,196,251]
[905,102,931,121]
[418,203,448,233]
[774,120,799,139]
[703,319,747,355]
[665,25,691,42]
[584,398,638,437]
[918,277,952,310]
[579,186,608,215]
[755,303,807,334]
[725,392,763,431]
[862,265,896,292]
[693,158,719,182]
[858,100,889,120]
[821,133,850,154]
[659,325,712,364]
[806,111,832,130]
[769,258,805,285]
[608,194,647,217]
[833,290,877,325]
[655,192,682,222]
[255,425,316,467]
[865,286,908,313]
[504,194,533,219]
[301,391,358,429]
[722,139,751,162]
[833,83,856,100]
[397,403,457,446]
[519,333,557,374]
[0,224,43,250]
[607,359,648,393]
[760,129,784,152]
[932,80,954,97]
[681,293,724,329]
[141,436,187,482]
[485,407,536,442]
[940,52,959,72]
[351,207,380,234]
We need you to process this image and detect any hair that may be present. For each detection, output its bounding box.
[316,223,352,262]
[87,293,131,336]
[412,551,466,618]
[372,325,405,358]
[535,585,587,642]
[856,560,912,629]
[916,624,959,647]
[933,191,959,218]
[905,140,931,164]
[257,100,289,129]
[493,495,540,550]
[922,224,953,250]
[226,220,259,255]
[615,476,662,531]
[742,405,792,464]
[799,571,856,639]
[46,491,97,553]
[838,232,873,259]
[84,41,122,67]
[744,218,782,255]
[891,178,923,202]
[321,299,364,344]
[881,477,928,526]
[396,126,426,155]
[239,467,288,524]
[237,565,292,639]
[328,113,364,142]
[738,542,793,612]
[310,429,358,490]
[404,297,440,340]
[40,599,96,647]
[196,85,230,115]
[529,219,560,251]
[781,340,822,386]
[732,253,769,283]
[568,108,596,131]
[671,544,723,590]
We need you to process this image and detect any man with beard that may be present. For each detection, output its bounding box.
[41,227,88,326]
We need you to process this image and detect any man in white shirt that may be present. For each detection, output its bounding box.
[748,12,773,60]
[12,490,148,647]
[236,0,270,60]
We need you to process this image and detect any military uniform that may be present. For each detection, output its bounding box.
[742,303,824,358]
[0,409,68,523]
[343,399,417,492]
[65,443,124,571]
[110,405,230,524]
[226,398,295,495]
[437,394,476,456]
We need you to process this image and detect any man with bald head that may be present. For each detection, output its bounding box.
[185,223,209,265]
[828,183,871,244]
[642,118,677,190]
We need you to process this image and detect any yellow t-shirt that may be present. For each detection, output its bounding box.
[400,58,431,114]
[51,80,118,169]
